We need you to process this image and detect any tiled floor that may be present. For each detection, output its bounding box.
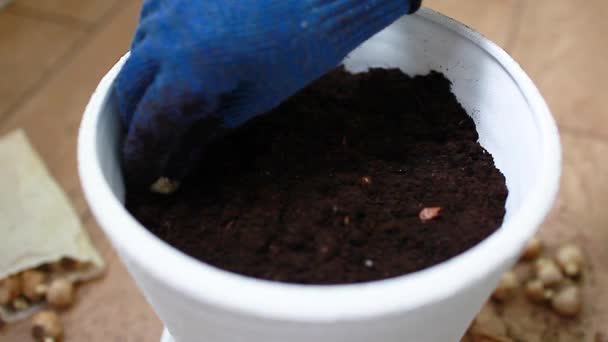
[0,0,606,340]
[13,0,121,23]
[0,1,163,341]
[0,9,82,115]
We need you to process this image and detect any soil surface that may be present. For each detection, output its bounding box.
[126,67,507,284]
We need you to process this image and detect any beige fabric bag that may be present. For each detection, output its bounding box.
[0,130,104,323]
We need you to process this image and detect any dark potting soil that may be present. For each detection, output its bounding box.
[126,67,507,285]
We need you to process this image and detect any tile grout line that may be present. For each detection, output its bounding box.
[0,0,136,128]
[504,0,528,52]
[7,4,94,31]
[559,124,608,144]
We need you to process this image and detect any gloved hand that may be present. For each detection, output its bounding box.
[115,0,422,188]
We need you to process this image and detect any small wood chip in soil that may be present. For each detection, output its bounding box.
[419,207,442,222]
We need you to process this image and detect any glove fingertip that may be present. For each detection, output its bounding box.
[115,52,158,126]
[409,0,422,14]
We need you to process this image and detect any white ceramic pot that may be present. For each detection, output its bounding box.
[78,8,561,342]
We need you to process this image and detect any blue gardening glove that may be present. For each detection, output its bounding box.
[115,0,422,187]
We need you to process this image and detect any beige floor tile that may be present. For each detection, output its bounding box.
[0,1,161,341]
[424,0,521,49]
[556,132,608,233]
[14,0,124,24]
[0,0,138,187]
[511,0,608,137]
[0,9,84,118]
